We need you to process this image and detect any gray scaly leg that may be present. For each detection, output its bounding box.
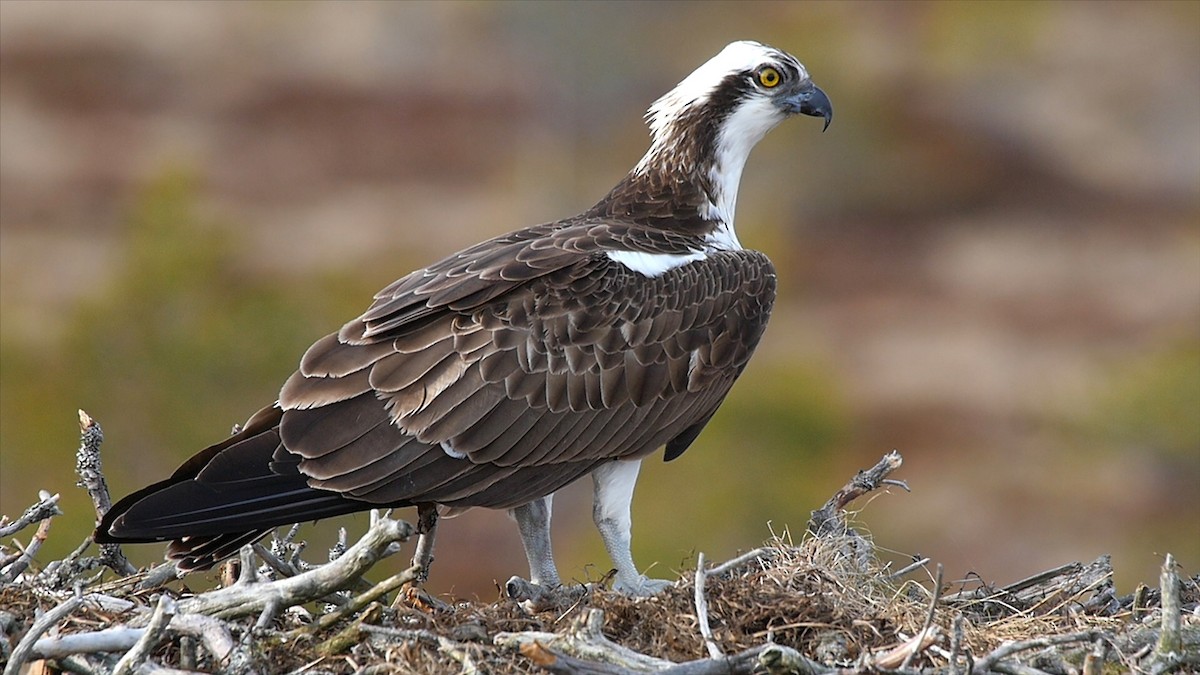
[511,494,561,587]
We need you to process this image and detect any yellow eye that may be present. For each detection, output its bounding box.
[757,67,781,88]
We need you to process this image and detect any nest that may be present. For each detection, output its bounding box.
[2,418,1197,674]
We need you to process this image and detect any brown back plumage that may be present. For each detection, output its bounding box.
[97,216,775,569]
[94,38,834,571]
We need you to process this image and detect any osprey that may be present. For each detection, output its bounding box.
[97,41,832,595]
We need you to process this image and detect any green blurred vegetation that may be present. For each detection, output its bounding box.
[1089,342,1200,462]
[0,170,374,564]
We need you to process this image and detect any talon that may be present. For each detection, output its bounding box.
[615,574,673,596]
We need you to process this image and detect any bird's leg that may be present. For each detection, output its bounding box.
[592,459,671,595]
[510,494,561,587]
[410,503,438,582]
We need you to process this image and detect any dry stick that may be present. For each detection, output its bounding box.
[941,562,1085,605]
[237,545,259,585]
[135,564,182,593]
[971,631,1102,673]
[1082,637,1105,675]
[253,542,358,609]
[873,628,941,671]
[885,556,932,582]
[29,614,235,668]
[808,450,905,537]
[949,614,965,675]
[174,513,413,620]
[989,664,1053,675]
[4,593,88,675]
[253,542,299,578]
[111,595,176,675]
[704,547,773,578]
[495,608,674,673]
[1155,553,1181,660]
[657,643,830,675]
[899,562,944,671]
[55,654,105,675]
[33,628,154,659]
[359,625,479,674]
[0,491,61,538]
[307,563,423,634]
[170,613,236,665]
[75,410,137,576]
[498,608,832,675]
[0,514,53,584]
[39,533,97,590]
[693,552,722,659]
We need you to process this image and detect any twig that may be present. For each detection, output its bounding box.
[808,450,904,538]
[885,556,932,582]
[704,548,774,578]
[170,613,236,665]
[55,654,106,675]
[694,552,722,659]
[253,542,298,578]
[1082,636,1105,675]
[254,598,282,631]
[38,534,97,590]
[949,614,965,675]
[112,594,175,675]
[0,491,61,538]
[360,625,479,674]
[873,630,940,671]
[972,631,1102,672]
[499,607,835,675]
[74,410,137,576]
[174,512,412,619]
[135,564,182,592]
[237,545,259,585]
[1153,553,1182,665]
[307,564,423,634]
[34,613,242,669]
[496,608,673,672]
[989,664,1054,675]
[0,514,54,583]
[4,593,89,675]
[74,411,112,516]
[33,628,151,658]
[899,562,943,670]
[328,527,348,562]
[657,643,831,674]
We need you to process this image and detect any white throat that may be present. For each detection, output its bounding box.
[633,42,795,245]
[702,94,787,237]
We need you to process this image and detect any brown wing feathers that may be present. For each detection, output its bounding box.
[99,221,775,568]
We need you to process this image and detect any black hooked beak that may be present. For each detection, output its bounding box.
[783,81,832,131]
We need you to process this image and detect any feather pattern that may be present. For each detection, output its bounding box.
[100,235,775,567]
[92,39,828,572]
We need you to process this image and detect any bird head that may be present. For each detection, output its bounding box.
[644,40,832,147]
[625,41,832,238]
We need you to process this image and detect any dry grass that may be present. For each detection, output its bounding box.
[3,444,1196,674]
[3,521,1196,674]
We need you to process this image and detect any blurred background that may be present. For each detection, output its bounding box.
[1,1,1197,598]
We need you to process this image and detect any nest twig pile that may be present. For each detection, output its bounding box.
[2,414,1196,674]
